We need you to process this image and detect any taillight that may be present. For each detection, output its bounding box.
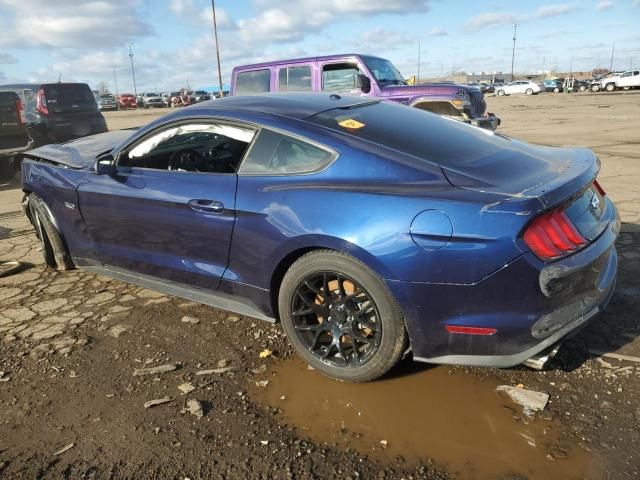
[15,98,26,125]
[36,88,48,115]
[593,180,606,197]
[524,208,586,261]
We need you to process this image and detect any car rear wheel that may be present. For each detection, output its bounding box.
[526,88,533,95]
[579,85,587,92]
[553,87,560,93]
[278,250,408,383]
[28,194,74,271]
[605,83,616,92]
[497,89,505,96]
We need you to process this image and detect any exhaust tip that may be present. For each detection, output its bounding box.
[523,343,562,370]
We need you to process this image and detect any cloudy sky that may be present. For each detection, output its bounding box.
[0,0,638,92]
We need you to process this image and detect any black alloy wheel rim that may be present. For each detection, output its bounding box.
[291,272,382,368]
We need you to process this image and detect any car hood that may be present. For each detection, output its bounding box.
[380,83,467,98]
[24,129,133,169]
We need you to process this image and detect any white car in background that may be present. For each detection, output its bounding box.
[599,70,640,92]
[495,81,542,96]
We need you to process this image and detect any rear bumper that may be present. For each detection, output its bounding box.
[388,202,620,368]
[0,136,34,157]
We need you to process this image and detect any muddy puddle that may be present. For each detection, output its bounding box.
[251,358,599,480]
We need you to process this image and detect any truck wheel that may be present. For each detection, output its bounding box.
[28,194,74,271]
[0,158,16,181]
[278,250,408,383]
[591,84,600,92]
[605,83,616,92]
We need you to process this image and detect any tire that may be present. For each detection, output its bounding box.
[525,88,533,95]
[592,84,600,92]
[605,83,616,92]
[28,194,74,271]
[497,89,505,96]
[278,250,408,383]
[579,85,586,92]
[0,158,16,181]
[553,87,560,93]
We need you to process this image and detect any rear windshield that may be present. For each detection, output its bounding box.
[306,101,508,167]
[44,84,95,106]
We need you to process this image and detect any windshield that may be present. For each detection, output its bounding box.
[363,57,406,85]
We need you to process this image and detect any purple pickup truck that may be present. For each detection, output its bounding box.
[231,53,500,131]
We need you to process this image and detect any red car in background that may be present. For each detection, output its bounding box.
[117,94,137,109]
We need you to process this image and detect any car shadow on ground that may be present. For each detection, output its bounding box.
[549,222,640,372]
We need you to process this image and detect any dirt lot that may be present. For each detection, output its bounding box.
[1,92,639,479]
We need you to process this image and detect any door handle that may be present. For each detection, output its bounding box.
[188,199,224,213]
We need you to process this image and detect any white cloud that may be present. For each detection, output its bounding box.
[169,0,236,29]
[0,0,154,48]
[427,27,448,36]
[595,1,615,10]
[463,13,517,31]
[534,4,575,18]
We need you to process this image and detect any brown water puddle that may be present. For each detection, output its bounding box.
[251,358,599,480]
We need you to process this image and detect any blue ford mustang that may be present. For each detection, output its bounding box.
[21,93,619,382]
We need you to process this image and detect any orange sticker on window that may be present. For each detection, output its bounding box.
[338,119,365,129]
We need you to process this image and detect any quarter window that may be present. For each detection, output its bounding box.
[322,63,361,92]
[278,66,313,91]
[236,69,271,95]
[239,129,335,175]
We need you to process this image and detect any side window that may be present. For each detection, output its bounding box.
[236,70,271,95]
[278,65,313,92]
[322,63,360,92]
[239,129,335,175]
[621,72,631,77]
[120,123,256,174]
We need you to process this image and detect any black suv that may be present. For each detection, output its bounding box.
[0,83,108,147]
[0,91,33,180]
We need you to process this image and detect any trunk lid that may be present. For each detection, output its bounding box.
[43,83,98,115]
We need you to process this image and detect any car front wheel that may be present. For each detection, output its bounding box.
[605,83,616,92]
[278,250,408,383]
[497,89,505,96]
[592,84,600,92]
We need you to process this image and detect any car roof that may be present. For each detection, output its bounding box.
[190,93,378,120]
[233,53,387,71]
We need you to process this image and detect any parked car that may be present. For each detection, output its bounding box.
[0,90,33,180]
[590,72,624,92]
[0,83,108,147]
[138,92,165,108]
[231,53,500,131]
[480,83,494,94]
[189,90,212,103]
[118,93,137,109]
[97,93,118,111]
[542,79,563,93]
[596,70,640,92]
[21,93,619,382]
[495,81,542,96]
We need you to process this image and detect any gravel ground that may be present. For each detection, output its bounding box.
[0,91,639,479]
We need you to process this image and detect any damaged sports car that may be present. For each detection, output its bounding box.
[21,93,620,382]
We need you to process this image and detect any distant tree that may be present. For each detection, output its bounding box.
[98,81,110,94]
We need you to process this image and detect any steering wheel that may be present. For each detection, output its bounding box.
[168,148,208,172]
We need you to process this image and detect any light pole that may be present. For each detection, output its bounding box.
[211,0,224,97]
[417,42,421,82]
[510,23,518,81]
[113,65,119,98]
[129,41,138,97]
[609,41,615,72]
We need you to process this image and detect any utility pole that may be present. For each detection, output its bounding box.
[542,56,545,74]
[510,23,518,81]
[113,66,119,97]
[129,42,138,97]
[417,42,421,82]
[569,56,573,75]
[211,0,224,97]
[609,41,615,72]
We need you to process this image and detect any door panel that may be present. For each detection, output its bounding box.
[76,168,237,290]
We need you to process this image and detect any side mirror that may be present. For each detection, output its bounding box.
[355,74,371,93]
[95,154,116,175]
